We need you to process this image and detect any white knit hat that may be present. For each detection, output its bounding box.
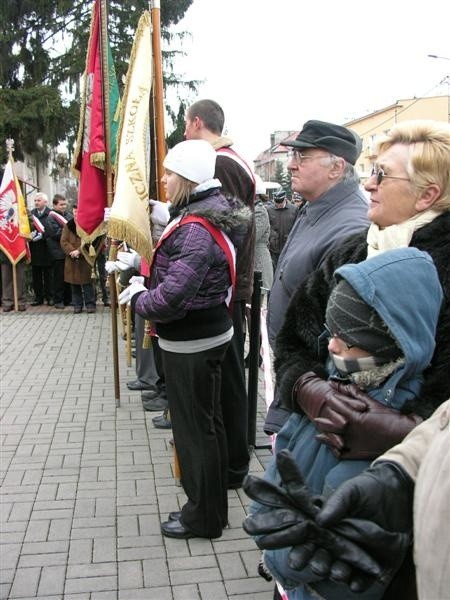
[163,140,216,184]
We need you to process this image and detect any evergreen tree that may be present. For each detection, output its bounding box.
[0,1,195,164]
[166,101,187,149]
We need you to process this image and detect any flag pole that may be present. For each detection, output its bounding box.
[150,0,166,200]
[99,0,121,407]
[99,0,113,211]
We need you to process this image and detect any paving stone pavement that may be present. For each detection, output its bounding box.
[0,306,275,599]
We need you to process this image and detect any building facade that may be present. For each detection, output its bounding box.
[254,130,297,182]
[254,95,449,183]
[14,150,77,210]
[345,95,449,179]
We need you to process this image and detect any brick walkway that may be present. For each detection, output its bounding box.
[0,306,274,599]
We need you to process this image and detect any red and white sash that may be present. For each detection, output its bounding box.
[31,214,45,233]
[48,210,68,227]
[152,214,236,307]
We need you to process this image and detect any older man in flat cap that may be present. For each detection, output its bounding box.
[265,120,369,434]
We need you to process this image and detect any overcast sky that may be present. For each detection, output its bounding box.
[170,0,450,163]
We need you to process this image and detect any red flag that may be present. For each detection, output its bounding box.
[72,0,108,244]
[0,159,29,264]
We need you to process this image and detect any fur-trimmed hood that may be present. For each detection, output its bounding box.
[169,184,252,249]
[67,217,77,234]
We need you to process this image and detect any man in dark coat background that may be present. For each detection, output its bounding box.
[45,193,72,309]
[266,190,297,271]
[29,192,54,306]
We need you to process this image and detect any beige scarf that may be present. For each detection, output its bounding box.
[367,209,442,257]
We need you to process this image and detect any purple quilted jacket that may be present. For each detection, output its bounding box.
[133,184,251,340]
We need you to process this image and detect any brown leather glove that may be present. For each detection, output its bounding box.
[314,380,423,459]
[292,372,366,428]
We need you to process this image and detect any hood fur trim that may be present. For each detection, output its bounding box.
[186,203,252,234]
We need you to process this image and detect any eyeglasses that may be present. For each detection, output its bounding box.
[323,323,355,350]
[287,149,330,164]
[371,165,410,186]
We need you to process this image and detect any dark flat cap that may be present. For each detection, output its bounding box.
[281,120,362,165]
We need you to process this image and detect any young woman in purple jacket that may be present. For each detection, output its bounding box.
[120,140,251,539]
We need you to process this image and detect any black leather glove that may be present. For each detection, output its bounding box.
[309,460,414,592]
[316,460,414,533]
[242,449,320,550]
[314,380,422,459]
[288,545,374,592]
[243,450,384,579]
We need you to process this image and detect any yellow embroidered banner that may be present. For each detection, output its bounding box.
[108,11,153,263]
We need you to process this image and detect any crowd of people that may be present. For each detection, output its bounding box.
[103,100,301,541]
[0,192,110,312]
[115,108,450,599]
[3,98,450,599]
[243,118,450,599]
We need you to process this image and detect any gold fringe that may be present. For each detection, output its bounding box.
[107,218,153,264]
[76,224,106,268]
[77,221,106,244]
[143,319,152,349]
[90,151,106,170]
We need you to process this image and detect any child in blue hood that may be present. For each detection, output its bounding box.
[249,247,443,600]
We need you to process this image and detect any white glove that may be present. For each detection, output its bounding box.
[31,231,43,242]
[105,260,119,274]
[116,249,140,270]
[105,258,135,273]
[104,207,112,222]
[118,276,146,305]
[149,199,170,226]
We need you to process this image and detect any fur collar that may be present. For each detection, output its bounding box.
[170,188,251,234]
[211,136,234,150]
[67,218,77,234]
[349,357,406,390]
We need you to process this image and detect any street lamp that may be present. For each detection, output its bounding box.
[427,54,450,61]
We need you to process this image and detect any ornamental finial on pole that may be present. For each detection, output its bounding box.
[6,137,14,158]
